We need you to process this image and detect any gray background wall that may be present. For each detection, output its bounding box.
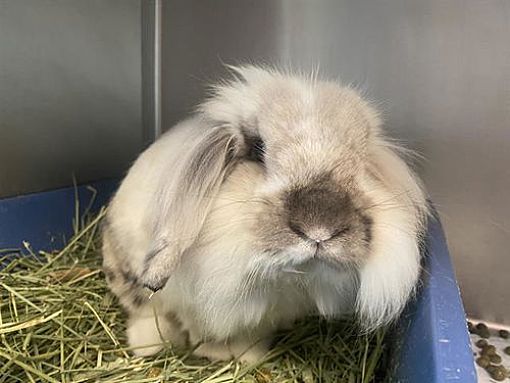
[0,0,142,198]
[160,0,510,323]
[0,0,508,323]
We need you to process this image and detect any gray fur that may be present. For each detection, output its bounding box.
[142,126,243,291]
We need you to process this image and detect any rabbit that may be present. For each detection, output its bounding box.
[101,65,428,363]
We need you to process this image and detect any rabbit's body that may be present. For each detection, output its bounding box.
[103,147,355,360]
[103,66,427,361]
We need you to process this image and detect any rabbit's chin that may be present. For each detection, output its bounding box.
[258,244,361,274]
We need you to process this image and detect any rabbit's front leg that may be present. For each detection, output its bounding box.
[127,309,188,357]
[193,335,271,363]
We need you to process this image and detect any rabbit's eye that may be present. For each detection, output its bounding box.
[246,136,266,164]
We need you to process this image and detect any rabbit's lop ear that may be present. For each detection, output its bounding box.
[355,144,428,330]
[142,125,243,292]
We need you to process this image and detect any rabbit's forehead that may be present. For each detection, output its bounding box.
[257,90,370,177]
[258,84,371,146]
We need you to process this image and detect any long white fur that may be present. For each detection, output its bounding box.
[104,65,428,360]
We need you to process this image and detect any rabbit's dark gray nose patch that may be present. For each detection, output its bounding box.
[285,183,358,243]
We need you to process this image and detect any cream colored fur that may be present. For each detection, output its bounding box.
[102,66,428,361]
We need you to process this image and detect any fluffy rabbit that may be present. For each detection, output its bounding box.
[102,66,428,362]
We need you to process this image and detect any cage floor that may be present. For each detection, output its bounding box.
[468,319,510,382]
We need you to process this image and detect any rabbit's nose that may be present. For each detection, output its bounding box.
[289,224,333,243]
[307,227,334,242]
[285,183,356,242]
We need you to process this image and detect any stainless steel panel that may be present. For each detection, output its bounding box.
[0,0,142,197]
[160,0,510,322]
[142,0,162,146]
[160,0,285,129]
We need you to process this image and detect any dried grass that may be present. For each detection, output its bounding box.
[0,205,388,382]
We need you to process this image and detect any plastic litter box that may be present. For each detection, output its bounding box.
[0,180,477,382]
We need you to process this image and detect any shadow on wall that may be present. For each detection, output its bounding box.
[0,0,143,198]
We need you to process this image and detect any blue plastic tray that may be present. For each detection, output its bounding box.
[0,180,476,382]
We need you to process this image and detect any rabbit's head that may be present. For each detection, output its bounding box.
[145,66,428,329]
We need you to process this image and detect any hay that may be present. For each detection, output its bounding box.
[0,207,388,382]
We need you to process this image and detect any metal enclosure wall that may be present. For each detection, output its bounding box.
[159,0,510,323]
[0,0,142,198]
[0,0,508,323]
[160,0,285,130]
